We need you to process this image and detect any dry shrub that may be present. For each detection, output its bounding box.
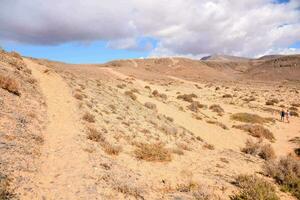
[152,90,167,100]
[206,120,228,130]
[82,112,96,123]
[86,127,104,142]
[114,182,144,199]
[291,103,300,107]
[74,93,83,100]
[233,124,275,141]
[203,143,215,150]
[290,107,298,112]
[264,156,300,199]
[231,113,274,124]
[124,91,137,100]
[266,99,279,106]
[101,143,122,156]
[130,88,139,93]
[0,173,13,200]
[117,84,126,89]
[230,175,279,200]
[209,104,224,114]
[187,101,207,113]
[242,139,275,160]
[134,143,171,162]
[0,74,20,96]
[290,111,299,117]
[222,94,232,98]
[177,93,197,102]
[144,85,151,90]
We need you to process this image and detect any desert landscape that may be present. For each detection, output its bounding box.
[0,48,299,199]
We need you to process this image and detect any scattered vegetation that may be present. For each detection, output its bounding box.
[82,112,96,123]
[206,120,228,130]
[222,94,232,98]
[74,93,83,100]
[134,143,171,162]
[265,99,279,106]
[209,104,224,114]
[0,173,13,200]
[86,127,104,142]
[144,102,157,110]
[0,74,20,96]
[177,93,197,102]
[231,113,274,124]
[230,175,279,200]
[264,156,300,199]
[187,101,207,112]
[125,90,137,100]
[233,124,275,141]
[242,139,275,160]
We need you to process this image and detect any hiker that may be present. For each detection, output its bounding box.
[286,109,290,123]
[280,109,285,121]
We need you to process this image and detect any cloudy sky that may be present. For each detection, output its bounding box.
[1,0,300,63]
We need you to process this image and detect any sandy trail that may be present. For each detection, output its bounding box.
[23,59,96,200]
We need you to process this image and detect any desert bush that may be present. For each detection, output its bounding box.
[177,93,197,102]
[223,94,232,98]
[290,111,299,117]
[144,102,157,110]
[101,143,121,156]
[134,143,171,162]
[290,107,298,111]
[130,88,139,93]
[152,90,159,96]
[203,143,215,150]
[187,101,207,112]
[0,173,13,200]
[209,104,224,114]
[231,113,274,124]
[259,144,276,160]
[74,93,83,100]
[264,156,300,199]
[124,91,137,100]
[291,103,300,108]
[266,99,279,106]
[230,175,279,200]
[295,148,300,157]
[0,74,20,96]
[233,124,274,141]
[206,120,228,130]
[242,139,275,160]
[144,85,151,90]
[241,139,261,155]
[82,112,96,123]
[117,84,126,89]
[86,127,104,142]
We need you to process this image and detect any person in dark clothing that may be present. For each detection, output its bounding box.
[280,109,285,121]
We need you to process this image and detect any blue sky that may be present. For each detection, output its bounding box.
[2,41,152,64]
[0,0,299,63]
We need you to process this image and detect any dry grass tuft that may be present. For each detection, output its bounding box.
[177,93,197,102]
[125,91,137,100]
[206,120,228,130]
[82,112,96,123]
[233,124,275,141]
[86,127,105,142]
[209,104,224,114]
[134,143,171,162]
[203,143,215,150]
[0,74,20,96]
[144,102,157,110]
[187,101,207,113]
[264,156,300,199]
[230,175,279,200]
[101,143,122,156]
[231,113,274,124]
[0,173,13,200]
[242,139,275,160]
[222,94,232,98]
[74,93,83,100]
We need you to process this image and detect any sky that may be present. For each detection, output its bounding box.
[0,0,299,64]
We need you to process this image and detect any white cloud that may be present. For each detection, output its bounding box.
[0,0,299,57]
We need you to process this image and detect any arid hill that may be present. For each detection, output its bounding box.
[1,50,300,200]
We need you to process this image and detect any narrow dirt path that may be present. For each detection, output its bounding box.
[23,59,96,200]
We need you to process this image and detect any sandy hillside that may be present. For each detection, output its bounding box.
[1,51,300,199]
